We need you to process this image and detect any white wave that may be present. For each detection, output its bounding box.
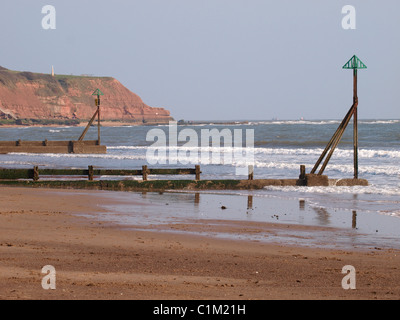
[256,120,342,125]
[358,149,400,159]
[325,163,400,176]
[359,120,400,125]
[264,185,400,197]
[381,210,400,218]
[253,147,400,159]
[107,146,148,150]
[0,160,37,166]
[109,145,400,160]
[253,159,400,177]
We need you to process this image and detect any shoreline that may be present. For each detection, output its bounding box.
[0,118,398,128]
[0,121,171,128]
[1,186,400,300]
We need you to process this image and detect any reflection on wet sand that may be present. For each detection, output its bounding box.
[247,195,253,210]
[92,190,400,250]
[142,192,361,233]
[312,206,330,226]
[299,199,305,211]
[352,210,357,229]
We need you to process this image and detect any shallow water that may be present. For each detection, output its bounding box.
[76,190,400,250]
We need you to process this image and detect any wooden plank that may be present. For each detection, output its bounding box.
[38,169,89,176]
[0,141,19,146]
[0,146,71,154]
[148,168,196,175]
[78,109,99,142]
[93,169,142,176]
[311,104,356,174]
[0,169,32,180]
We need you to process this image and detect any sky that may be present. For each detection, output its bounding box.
[0,0,399,121]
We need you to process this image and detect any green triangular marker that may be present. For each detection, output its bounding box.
[92,88,104,96]
[342,55,367,69]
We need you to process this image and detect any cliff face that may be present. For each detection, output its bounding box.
[0,66,173,124]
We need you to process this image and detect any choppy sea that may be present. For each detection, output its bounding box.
[1,119,399,249]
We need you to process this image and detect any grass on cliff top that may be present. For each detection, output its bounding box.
[0,66,116,105]
[0,66,114,89]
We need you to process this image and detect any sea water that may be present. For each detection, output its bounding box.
[1,120,399,248]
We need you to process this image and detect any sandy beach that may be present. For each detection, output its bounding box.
[0,186,399,300]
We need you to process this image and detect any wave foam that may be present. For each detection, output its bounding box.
[264,185,400,197]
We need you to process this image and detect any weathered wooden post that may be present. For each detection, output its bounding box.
[142,165,148,181]
[248,165,254,181]
[88,165,94,181]
[93,89,103,146]
[33,166,39,181]
[299,165,306,180]
[195,165,201,181]
[353,68,359,179]
[343,55,366,179]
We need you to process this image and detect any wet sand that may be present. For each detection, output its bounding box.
[0,186,399,300]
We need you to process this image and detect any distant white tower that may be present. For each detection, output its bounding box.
[51,65,54,77]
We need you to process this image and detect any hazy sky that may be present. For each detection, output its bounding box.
[0,1,399,120]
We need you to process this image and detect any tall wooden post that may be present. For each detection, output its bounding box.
[353,68,358,179]
[78,89,104,143]
[97,95,101,146]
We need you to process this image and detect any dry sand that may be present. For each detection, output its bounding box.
[0,186,399,300]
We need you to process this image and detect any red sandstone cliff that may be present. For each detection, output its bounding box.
[0,66,173,124]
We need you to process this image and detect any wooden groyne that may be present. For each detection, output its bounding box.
[0,165,368,192]
[0,140,106,154]
[0,89,108,155]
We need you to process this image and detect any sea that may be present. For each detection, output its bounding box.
[1,119,399,249]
